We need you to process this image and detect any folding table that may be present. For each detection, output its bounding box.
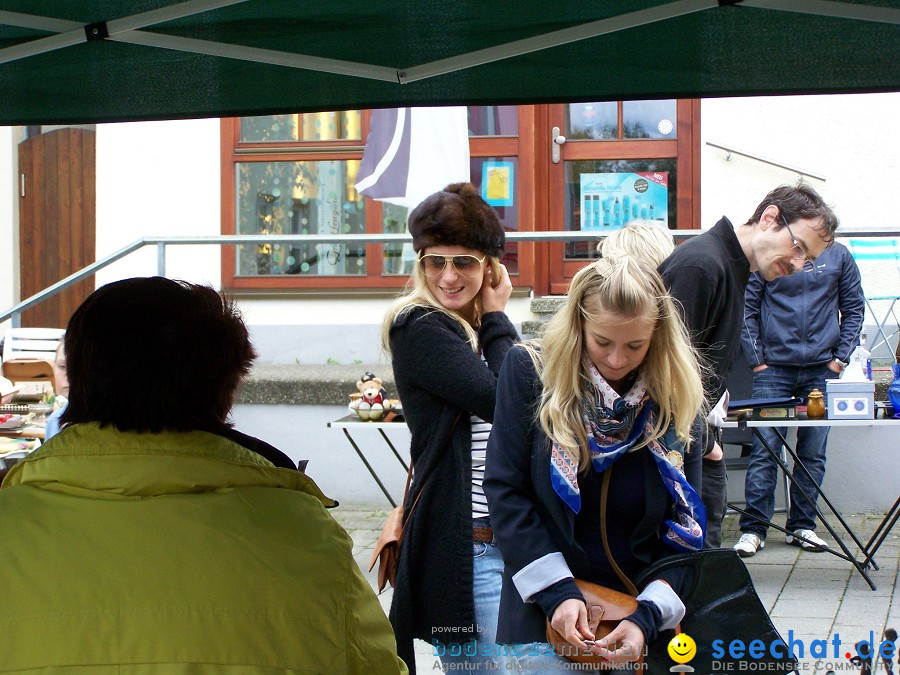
[327,415,408,507]
[722,416,900,591]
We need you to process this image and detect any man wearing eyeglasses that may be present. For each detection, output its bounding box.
[733,234,864,557]
[659,184,839,548]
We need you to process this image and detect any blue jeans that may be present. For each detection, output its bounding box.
[739,364,832,537]
[434,541,504,671]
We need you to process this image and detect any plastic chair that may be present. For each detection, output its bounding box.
[1,327,65,363]
[1,359,56,400]
[1,328,65,400]
[847,238,900,360]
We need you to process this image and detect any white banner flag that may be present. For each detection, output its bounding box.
[355,107,470,210]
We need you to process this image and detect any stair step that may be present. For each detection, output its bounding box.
[529,296,566,316]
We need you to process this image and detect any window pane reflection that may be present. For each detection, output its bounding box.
[236,160,365,276]
[563,159,677,261]
[382,203,414,276]
[566,102,617,140]
[622,100,677,139]
[468,106,519,136]
[240,111,362,142]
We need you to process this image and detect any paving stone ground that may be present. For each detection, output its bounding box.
[333,508,899,674]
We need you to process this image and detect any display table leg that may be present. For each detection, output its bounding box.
[861,495,900,570]
[343,428,397,507]
[748,424,877,590]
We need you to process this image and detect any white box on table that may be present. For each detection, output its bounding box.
[825,378,875,420]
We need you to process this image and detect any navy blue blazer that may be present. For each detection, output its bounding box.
[484,345,692,645]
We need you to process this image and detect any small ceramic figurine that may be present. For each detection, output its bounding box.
[806,388,826,419]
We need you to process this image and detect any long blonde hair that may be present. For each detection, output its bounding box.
[523,256,704,470]
[381,255,502,356]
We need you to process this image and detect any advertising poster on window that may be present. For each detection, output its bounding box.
[482,160,515,207]
[579,172,668,230]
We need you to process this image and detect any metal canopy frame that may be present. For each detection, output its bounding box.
[1,0,898,87]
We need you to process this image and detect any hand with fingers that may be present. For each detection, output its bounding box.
[587,620,645,665]
[549,598,595,650]
[481,262,512,314]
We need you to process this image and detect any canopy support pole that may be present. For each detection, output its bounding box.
[0,0,247,66]
[113,31,401,82]
[398,0,719,83]
[0,0,896,86]
[742,0,900,25]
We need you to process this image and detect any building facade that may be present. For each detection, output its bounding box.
[1,93,898,365]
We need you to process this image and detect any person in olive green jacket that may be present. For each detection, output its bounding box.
[0,277,407,675]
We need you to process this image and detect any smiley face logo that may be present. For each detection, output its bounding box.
[667,633,697,664]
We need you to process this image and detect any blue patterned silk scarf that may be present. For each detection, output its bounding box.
[549,361,706,552]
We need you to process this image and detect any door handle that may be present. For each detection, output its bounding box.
[551,126,566,164]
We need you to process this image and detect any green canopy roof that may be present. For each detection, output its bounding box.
[0,0,898,125]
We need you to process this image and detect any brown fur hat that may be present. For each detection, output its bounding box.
[408,182,505,257]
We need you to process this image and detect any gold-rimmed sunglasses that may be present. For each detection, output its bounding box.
[418,253,487,279]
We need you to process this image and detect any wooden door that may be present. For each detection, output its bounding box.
[543,100,700,295]
[18,128,96,328]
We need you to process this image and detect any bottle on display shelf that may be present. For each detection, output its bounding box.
[860,334,873,380]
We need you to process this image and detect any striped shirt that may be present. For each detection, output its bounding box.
[471,414,492,520]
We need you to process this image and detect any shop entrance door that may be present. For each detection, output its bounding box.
[542,100,700,295]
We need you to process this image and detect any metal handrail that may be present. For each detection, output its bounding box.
[2,228,897,327]
[705,140,828,181]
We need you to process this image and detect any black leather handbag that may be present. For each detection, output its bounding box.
[635,549,799,673]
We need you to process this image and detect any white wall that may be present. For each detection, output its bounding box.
[243,295,531,365]
[231,403,412,508]
[701,92,900,230]
[94,119,221,288]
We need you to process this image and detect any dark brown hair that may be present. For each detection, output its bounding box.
[61,277,256,433]
[746,184,839,242]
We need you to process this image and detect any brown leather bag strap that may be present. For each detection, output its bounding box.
[600,465,639,596]
[398,412,463,542]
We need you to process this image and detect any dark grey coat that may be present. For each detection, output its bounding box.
[388,306,517,673]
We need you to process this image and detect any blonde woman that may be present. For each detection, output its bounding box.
[383,183,516,674]
[484,256,705,673]
[596,221,701,492]
[597,221,675,268]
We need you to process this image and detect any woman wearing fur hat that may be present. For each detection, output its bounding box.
[382,182,516,672]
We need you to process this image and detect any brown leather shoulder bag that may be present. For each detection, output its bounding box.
[545,466,645,669]
[367,413,461,593]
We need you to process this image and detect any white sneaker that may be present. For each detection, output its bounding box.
[734,532,765,558]
[786,529,827,551]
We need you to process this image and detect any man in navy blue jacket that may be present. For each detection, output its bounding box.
[733,242,864,557]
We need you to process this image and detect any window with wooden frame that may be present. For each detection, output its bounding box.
[220,107,535,291]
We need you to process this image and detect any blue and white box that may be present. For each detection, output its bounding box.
[825,379,875,420]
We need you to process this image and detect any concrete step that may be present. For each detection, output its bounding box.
[236,363,394,406]
[529,296,566,318]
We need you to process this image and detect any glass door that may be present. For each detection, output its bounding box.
[544,100,700,294]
